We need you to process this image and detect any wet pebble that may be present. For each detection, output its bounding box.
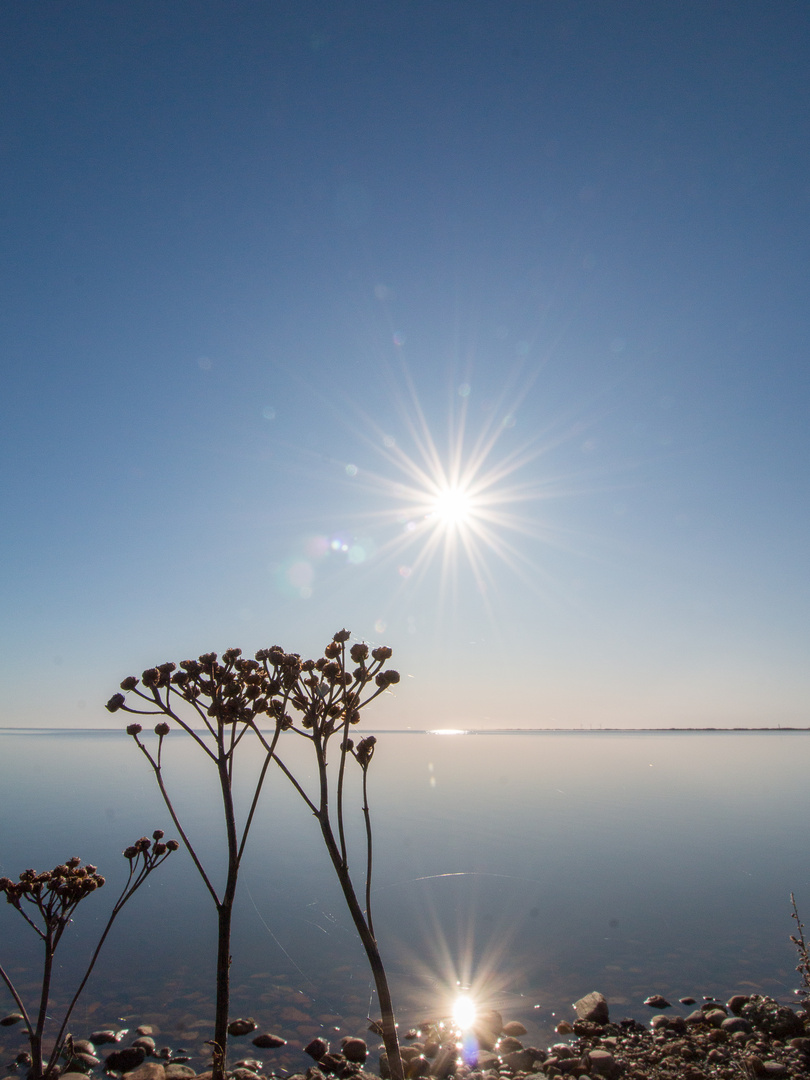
[105,1045,146,1072]
[71,1040,97,1056]
[251,1033,286,1049]
[132,1036,157,1055]
[91,1029,127,1044]
[123,1065,165,1080]
[305,1037,329,1061]
[227,1019,257,1037]
[644,994,671,1008]
[340,1037,368,1063]
[0,1013,24,1027]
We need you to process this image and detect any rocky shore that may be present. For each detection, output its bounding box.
[3,990,810,1080]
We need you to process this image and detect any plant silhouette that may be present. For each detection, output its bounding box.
[0,835,177,1080]
[108,630,404,1080]
[254,630,404,1080]
[107,649,288,1080]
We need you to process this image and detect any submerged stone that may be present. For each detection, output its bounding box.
[228,1019,258,1037]
[252,1034,286,1049]
[105,1046,146,1073]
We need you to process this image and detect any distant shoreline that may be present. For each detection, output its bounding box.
[2,725,809,735]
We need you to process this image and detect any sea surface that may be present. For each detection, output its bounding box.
[1,729,808,1072]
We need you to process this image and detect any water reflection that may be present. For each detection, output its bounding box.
[0,730,807,1071]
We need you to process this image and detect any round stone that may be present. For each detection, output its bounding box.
[340,1037,367,1063]
[228,1018,258,1037]
[252,1033,286,1049]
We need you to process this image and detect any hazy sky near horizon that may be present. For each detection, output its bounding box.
[2,2,809,730]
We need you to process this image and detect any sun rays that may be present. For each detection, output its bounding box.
[340,365,573,612]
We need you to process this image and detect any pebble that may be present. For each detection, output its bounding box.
[304,1036,329,1061]
[122,1065,165,1080]
[340,1037,368,1062]
[105,1046,146,1073]
[227,1018,257,1037]
[643,994,671,1008]
[0,1013,24,1027]
[574,991,610,1024]
[251,1032,287,1048]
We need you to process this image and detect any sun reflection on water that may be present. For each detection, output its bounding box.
[452,993,477,1030]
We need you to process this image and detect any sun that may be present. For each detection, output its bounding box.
[428,483,475,530]
[334,364,573,608]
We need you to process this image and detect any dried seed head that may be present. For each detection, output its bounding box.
[120,676,139,691]
[375,669,400,688]
[371,645,393,661]
[126,723,143,736]
[106,694,126,712]
[355,736,376,766]
[333,629,351,643]
[154,722,170,737]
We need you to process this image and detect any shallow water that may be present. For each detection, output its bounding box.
[1,729,808,1072]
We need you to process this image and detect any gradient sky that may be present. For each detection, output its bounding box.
[2,2,808,729]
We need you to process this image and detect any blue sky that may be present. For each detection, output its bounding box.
[1,1,808,729]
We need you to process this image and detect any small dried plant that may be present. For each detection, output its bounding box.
[790,892,810,1008]
[0,835,177,1080]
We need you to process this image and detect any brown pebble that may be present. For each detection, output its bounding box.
[251,1033,286,1049]
[228,1018,258,1037]
[644,995,671,1009]
[121,1064,165,1080]
[574,992,610,1025]
[502,1021,528,1037]
[305,1037,329,1061]
[71,1040,96,1056]
[0,1013,24,1027]
[340,1037,368,1063]
[92,1029,127,1045]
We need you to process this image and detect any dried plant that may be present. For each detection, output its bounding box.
[0,835,177,1080]
[256,630,404,1080]
[790,892,810,1007]
[107,649,289,1080]
[108,631,404,1080]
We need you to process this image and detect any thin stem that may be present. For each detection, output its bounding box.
[33,926,55,1077]
[361,765,375,939]
[137,741,220,906]
[336,712,352,868]
[237,726,283,865]
[272,753,319,815]
[0,963,32,1040]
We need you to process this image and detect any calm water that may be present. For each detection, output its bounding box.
[1,729,808,1071]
